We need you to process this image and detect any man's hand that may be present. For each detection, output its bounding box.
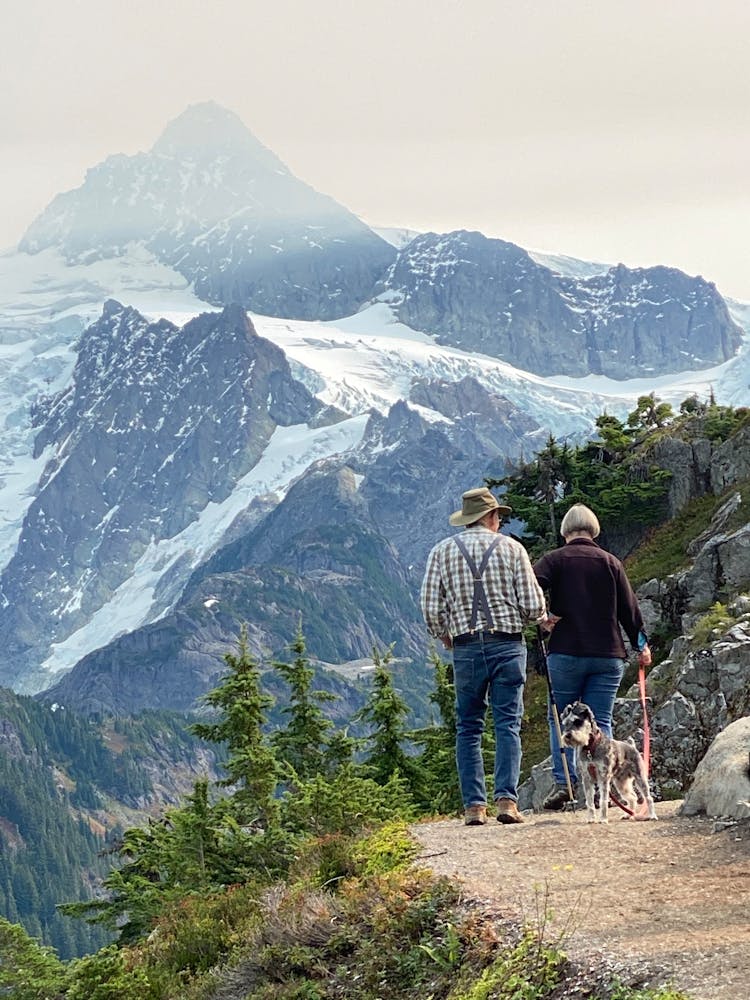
[637,644,652,669]
[440,634,453,650]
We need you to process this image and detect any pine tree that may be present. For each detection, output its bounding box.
[594,413,632,455]
[355,647,422,801]
[410,650,462,814]
[191,626,280,827]
[0,918,67,998]
[626,392,674,433]
[271,624,336,780]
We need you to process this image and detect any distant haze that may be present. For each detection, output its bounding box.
[3,0,750,300]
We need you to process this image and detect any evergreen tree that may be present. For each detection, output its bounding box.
[410,650,462,814]
[191,626,280,827]
[490,396,678,556]
[0,917,67,999]
[355,647,422,801]
[626,392,674,433]
[60,782,249,945]
[593,413,632,455]
[271,623,336,780]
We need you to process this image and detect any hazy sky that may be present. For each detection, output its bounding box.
[3,0,750,299]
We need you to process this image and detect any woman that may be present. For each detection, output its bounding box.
[532,503,651,810]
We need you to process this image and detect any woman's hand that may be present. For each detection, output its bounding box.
[637,644,652,668]
[541,613,561,633]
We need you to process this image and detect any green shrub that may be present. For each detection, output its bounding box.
[144,883,263,975]
[624,493,722,586]
[689,602,733,649]
[448,926,566,998]
[351,822,419,877]
[65,945,159,1000]
[281,765,415,837]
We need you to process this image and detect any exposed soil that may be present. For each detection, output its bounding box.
[411,801,750,1000]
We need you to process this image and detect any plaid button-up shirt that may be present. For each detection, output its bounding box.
[420,525,546,640]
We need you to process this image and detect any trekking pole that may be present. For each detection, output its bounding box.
[536,625,576,806]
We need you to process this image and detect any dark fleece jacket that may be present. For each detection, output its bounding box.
[533,537,645,658]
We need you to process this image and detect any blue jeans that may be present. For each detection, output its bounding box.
[453,636,527,806]
[546,654,624,785]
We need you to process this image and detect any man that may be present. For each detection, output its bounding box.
[420,487,546,826]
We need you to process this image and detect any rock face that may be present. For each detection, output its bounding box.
[632,601,750,799]
[625,419,750,798]
[711,424,750,493]
[359,383,544,578]
[379,231,742,378]
[0,302,322,689]
[20,102,395,320]
[40,463,427,715]
[680,716,750,819]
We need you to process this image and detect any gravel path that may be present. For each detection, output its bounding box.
[411,801,750,1000]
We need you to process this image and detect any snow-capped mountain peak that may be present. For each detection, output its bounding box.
[0,102,747,706]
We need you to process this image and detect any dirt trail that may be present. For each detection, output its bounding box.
[411,801,750,1000]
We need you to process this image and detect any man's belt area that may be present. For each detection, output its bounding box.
[453,629,522,645]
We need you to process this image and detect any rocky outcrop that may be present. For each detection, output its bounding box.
[635,515,750,633]
[680,716,750,820]
[408,375,543,460]
[711,423,750,493]
[634,604,750,797]
[646,436,713,517]
[378,231,742,379]
[676,524,750,613]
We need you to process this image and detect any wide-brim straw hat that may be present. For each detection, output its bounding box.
[449,487,512,526]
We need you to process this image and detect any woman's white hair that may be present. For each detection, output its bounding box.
[560,503,600,539]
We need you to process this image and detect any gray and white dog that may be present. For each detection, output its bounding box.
[560,701,657,823]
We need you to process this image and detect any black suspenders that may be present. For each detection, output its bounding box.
[452,535,502,632]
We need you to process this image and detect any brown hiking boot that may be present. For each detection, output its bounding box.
[495,798,524,824]
[463,804,487,826]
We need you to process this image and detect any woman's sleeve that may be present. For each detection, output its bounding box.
[615,561,645,649]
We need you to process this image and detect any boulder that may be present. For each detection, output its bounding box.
[680,716,750,819]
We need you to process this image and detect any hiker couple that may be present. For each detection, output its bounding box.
[420,487,652,825]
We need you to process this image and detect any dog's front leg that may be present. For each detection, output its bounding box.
[580,759,597,822]
[599,770,610,824]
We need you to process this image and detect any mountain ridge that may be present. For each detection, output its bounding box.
[0,100,747,698]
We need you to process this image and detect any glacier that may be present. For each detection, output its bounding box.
[0,243,747,684]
